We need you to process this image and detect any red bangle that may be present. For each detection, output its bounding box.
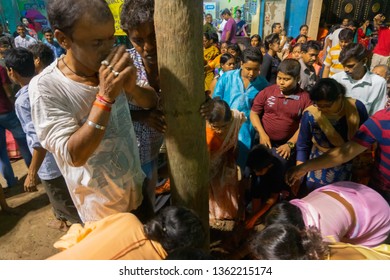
[96,94,115,104]
[93,100,111,112]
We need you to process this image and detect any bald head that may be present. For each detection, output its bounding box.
[372,64,390,81]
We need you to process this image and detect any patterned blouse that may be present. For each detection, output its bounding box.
[128,48,163,165]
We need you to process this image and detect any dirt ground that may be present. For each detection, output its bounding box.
[0,159,64,260]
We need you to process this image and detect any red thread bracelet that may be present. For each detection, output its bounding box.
[96,94,115,104]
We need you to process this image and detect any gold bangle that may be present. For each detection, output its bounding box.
[87,120,106,131]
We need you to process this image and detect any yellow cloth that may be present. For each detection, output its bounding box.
[204,46,220,91]
[304,97,360,150]
[48,213,167,260]
[329,242,390,260]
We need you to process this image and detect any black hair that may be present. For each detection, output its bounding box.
[235,9,242,15]
[120,0,154,31]
[264,33,280,51]
[143,206,205,253]
[16,24,25,29]
[347,20,356,28]
[208,99,232,124]
[20,16,30,24]
[227,43,243,65]
[246,144,274,171]
[41,27,53,34]
[249,224,328,260]
[338,28,354,41]
[295,34,308,43]
[47,0,113,38]
[290,42,302,52]
[4,47,35,77]
[327,24,341,36]
[301,40,321,52]
[221,8,231,16]
[264,201,305,229]
[209,32,218,44]
[277,58,301,78]
[0,36,12,48]
[299,24,309,31]
[28,42,55,69]
[309,78,346,102]
[166,247,214,260]
[271,22,281,31]
[220,53,234,66]
[250,34,262,43]
[204,32,211,41]
[241,46,262,64]
[338,43,368,64]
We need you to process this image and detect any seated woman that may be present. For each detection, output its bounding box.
[264,181,390,247]
[296,78,368,191]
[249,223,390,260]
[206,100,246,230]
[48,206,205,260]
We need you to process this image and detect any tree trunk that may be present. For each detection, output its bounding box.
[154,0,209,247]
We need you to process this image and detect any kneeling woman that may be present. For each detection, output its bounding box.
[48,206,205,260]
[264,181,390,247]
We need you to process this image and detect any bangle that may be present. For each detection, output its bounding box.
[93,100,111,112]
[96,94,115,104]
[87,120,106,130]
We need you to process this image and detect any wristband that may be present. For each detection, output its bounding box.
[96,94,115,104]
[93,100,111,112]
[87,120,106,130]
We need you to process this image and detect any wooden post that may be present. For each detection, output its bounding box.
[154,0,210,247]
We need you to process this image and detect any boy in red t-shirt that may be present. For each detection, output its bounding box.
[250,58,312,173]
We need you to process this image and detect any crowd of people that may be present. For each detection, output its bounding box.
[0,0,389,260]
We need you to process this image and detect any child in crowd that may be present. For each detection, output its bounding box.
[250,59,312,179]
[250,34,261,48]
[227,43,242,68]
[5,47,81,230]
[209,53,235,95]
[260,33,281,84]
[245,144,290,229]
[288,43,302,60]
[322,28,354,78]
[207,41,229,75]
[213,47,268,171]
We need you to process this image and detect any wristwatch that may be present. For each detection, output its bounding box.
[287,142,295,149]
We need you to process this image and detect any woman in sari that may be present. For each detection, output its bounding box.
[206,100,246,230]
[48,206,205,260]
[204,32,220,92]
[296,78,368,191]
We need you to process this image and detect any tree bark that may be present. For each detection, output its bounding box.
[154,0,209,247]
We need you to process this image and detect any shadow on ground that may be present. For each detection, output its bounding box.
[0,192,50,237]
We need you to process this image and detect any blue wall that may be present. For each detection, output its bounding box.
[285,0,309,38]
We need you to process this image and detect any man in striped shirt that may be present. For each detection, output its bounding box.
[322,28,354,78]
[286,108,390,205]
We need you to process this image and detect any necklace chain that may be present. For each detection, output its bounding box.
[61,57,97,78]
